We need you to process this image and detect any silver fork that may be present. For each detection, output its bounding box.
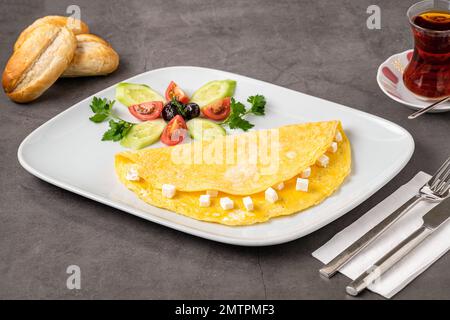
[319,157,450,278]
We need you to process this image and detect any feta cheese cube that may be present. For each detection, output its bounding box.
[296,178,309,192]
[243,196,254,211]
[275,182,285,190]
[335,131,343,142]
[206,190,218,197]
[126,168,140,181]
[301,167,311,178]
[317,154,330,167]
[199,195,211,207]
[265,187,278,203]
[220,197,234,210]
[162,184,176,198]
[329,142,338,153]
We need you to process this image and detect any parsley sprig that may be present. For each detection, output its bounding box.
[89,97,134,141]
[102,119,133,141]
[171,97,186,118]
[247,94,266,116]
[221,94,266,131]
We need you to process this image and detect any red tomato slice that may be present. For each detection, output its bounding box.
[128,101,163,121]
[161,115,187,146]
[165,81,190,104]
[202,97,231,121]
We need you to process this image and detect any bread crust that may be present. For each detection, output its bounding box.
[3,24,77,103]
[62,34,119,77]
[14,15,89,51]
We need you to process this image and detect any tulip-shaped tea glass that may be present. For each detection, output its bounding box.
[403,0,450,99]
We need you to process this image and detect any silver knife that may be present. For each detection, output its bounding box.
[320,157,450,278]
[346,198,450,296]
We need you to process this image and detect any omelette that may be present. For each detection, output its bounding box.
[115,121,351,225]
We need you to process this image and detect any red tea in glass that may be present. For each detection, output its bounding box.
[403,0,450,99]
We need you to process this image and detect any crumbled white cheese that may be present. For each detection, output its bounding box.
[329,142,338,153]
[229,210,247,221]
[199,195,211,207]
[335,131,343,142]
[296,178,309,192]
[243,196,254,211]
[162,184,176,198]
[301,167,311,178]
[317,154,330,167]
[265,187,278,203]
[220,197,234,210]
[206,190,218,197]
[126,168,140,181]
[275,182,285,190]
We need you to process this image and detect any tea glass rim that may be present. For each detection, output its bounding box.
[407,0,450,34]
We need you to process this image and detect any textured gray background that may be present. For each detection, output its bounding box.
[0,0,449,300]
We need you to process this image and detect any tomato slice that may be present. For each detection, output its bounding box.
[161,115,187,146]
[202,97,231,121]
[165,81,190,104]
[128,101,163,121]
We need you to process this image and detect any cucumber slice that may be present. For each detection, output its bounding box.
[120,119,166,149]
[116,83,165,107]
[190,80,236,108]
[187,118,226,141]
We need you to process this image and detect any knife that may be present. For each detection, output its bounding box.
[319,196,421,278]
[346,198,450,296]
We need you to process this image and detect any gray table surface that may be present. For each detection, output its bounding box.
[1,0,449,300]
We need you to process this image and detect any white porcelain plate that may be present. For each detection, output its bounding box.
[18,66,414,246]
[377,50,450,112]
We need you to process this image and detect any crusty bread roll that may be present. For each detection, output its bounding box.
[62,34,119,77]
[14,15,89,51]
[2,24,77,103]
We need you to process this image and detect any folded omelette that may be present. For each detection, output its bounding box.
[115,120,351,225]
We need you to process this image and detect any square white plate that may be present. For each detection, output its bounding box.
[18,66,414,246]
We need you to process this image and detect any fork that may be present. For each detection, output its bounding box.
[319,157,450,278]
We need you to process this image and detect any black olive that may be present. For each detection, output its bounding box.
[183,103,200,120]
[162,101,179,121]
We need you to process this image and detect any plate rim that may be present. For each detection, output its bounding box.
[376,49,450,112]
[17,65,415,246]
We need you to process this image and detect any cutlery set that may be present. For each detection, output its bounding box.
[319,157,450,296]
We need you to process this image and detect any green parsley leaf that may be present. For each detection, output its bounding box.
[171,98,186,117]
[89,97,115,123]
[228,116,254,131]
[89,96,135,143]
[90,97,105,113]
[230,98,246,116]
[89,113,109,123]
[102,120,134,142]
[221,95,266,132]
[247,94,266,116]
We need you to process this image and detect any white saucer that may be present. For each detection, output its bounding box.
[376,50,450,113]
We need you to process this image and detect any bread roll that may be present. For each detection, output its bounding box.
[2,24,77,103]
[62,34,119,77]
[14,15,89,51]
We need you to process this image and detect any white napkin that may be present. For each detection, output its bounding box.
[313,172,450,298]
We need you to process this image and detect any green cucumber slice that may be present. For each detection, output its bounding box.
[116,83,165,107]
[120,119,166,149]
[187,118,226,141]
[190,80,236,108]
